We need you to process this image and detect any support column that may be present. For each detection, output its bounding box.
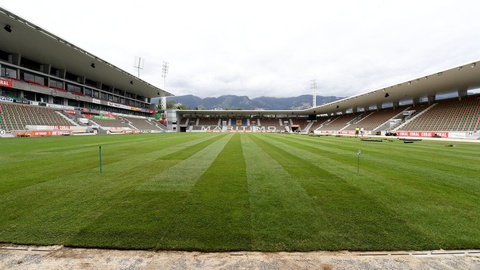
[412,97,420,107]
[458,87,468,101]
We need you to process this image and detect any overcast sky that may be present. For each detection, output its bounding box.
[3,0,480,98]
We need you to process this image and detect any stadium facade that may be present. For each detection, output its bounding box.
[0,7,172,136]
[175,61,480,139]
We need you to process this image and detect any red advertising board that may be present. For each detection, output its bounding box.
[396,131,449,138]
[0,78,13,88]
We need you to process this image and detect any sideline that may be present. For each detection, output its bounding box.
[1,245,480,270]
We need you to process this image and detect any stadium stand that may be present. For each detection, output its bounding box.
[123,116,165,132]
[308,118,330,133]
[199,118,221,126]
[89,118,131,128]
[258,118,284,131]
[343,107,407,133]
[398,95,480,131]
[0,102,73,131]
[290,118,309,131]
[191,118,221,131]
[316,113,363,131]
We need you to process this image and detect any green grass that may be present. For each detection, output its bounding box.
[0,133,479,251]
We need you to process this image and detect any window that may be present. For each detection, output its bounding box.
[65,72,77,82]
[0,50,9,61]
[1,66,17,78]
[101,84,111,91]
[50,67,60,76]
[20,57,41,71]
[85,79,96,87]
[23,72,45,85]
[24,91,35,100]
[68,100,79,106]
[53,96,63,105]
[50,79,63,88]
[67,84,81,93]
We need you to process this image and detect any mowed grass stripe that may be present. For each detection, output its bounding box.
[271,135,480,192]
[0,133,224,195]
[299,136,480,205]
[139,133,233,192]
[250,133,433,250]
[241,134,338,251]
[271,135,480,247]
[63,134,228,248]
[159,133,252,251]
[1,133,480,251]
[0,134,223,246]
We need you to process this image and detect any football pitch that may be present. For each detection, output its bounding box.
[1,133,479,252]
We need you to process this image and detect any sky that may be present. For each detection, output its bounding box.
[2,0,480,98]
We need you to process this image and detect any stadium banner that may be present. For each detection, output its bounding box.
[104,112,117,118]
[337,130,356,135]
[25,125,80,131]
[109,128,125,133]
[46,104,75,110]
[64,110,76,115]
[0,96,14,102]
[122,129,141,134]
[231,129,253,133]
[93,115,116,120]
[92,98,101,104]
[448,132,468,139]
[0,78,13,88]
[396,131,449,138]
[13,99,30,104]
[107,101,131,110]
[17,130,72,137]
[318,130,336,134]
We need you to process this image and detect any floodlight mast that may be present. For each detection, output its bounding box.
[161,61,169,110]
[134,56,145,77]
[162,61,169,89]
[311,79,317,108]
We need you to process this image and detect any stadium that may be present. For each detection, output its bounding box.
[1,5,480,269]
[1,6,480,137]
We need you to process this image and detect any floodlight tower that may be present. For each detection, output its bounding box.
[162,61,169,89]
[161,61,169,110]
[311,79,317,108]
[134,56,145,77]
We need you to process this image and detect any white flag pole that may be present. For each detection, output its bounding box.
[357,150,361,174]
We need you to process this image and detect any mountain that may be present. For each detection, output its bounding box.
[153,95,343,110]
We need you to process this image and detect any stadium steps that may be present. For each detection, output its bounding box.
[394,103,437,131]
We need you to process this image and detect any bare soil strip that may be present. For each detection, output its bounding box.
[1,245,480,270]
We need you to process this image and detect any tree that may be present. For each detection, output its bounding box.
[176,104,188,110]
[166,100,176,109]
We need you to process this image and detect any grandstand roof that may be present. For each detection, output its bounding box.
[303,60,480,115]
[177,60,480,118]
[0,7,173,99]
